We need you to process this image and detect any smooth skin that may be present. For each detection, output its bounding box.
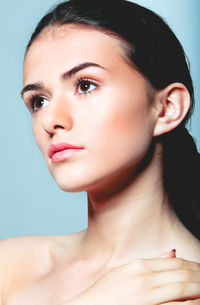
[0,25,200,304]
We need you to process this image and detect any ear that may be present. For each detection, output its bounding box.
[153,83,191,137]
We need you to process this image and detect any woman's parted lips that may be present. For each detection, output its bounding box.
[48,142,84,158]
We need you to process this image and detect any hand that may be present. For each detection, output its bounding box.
[64,250,200,305]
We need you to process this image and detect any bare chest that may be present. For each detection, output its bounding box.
[5,261,105,305]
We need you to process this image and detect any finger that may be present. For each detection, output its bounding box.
[137,258,200,273]
[151,282,200,304]
[160,300,200,305]
[152,269,200,287]
[160,249,176,258]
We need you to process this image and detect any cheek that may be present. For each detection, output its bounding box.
[90,90,155,171]
[102,91,152,144]
[32,117,46,152]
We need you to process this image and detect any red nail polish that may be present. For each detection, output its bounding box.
[171,249,176,255]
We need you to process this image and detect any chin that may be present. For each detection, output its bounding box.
[50,169,111,194]
[57,181,88,193]
[50,171,88,193]
[53,172,108,193]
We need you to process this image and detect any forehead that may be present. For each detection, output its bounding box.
[23,24,154,99]
[24,24,131,75]
[26,24,128,54]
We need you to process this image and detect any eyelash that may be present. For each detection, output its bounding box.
[26,77,100,113]
[73,77,99,95]
[27,94,47,113]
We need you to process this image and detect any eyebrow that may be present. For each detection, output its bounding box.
[21,83,44,98]
[21,61,106,98]
[62,61,106,79]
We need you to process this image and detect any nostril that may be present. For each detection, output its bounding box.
[54,125,64,129]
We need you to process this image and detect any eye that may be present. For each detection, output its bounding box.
[28,95,49,112]
[75,78,98,95]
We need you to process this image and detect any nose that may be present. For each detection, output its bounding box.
[41,95,73,136]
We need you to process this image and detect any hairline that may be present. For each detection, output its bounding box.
[25,22,156,102]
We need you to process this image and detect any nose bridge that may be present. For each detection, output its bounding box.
[41,92,73,133]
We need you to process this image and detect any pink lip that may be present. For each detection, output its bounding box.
[48,142,84,163]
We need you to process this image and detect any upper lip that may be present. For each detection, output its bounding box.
[48,142,84,158]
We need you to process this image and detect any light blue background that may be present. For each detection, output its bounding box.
[0,0,199,239]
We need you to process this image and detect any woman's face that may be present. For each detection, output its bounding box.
[23,25,157,193]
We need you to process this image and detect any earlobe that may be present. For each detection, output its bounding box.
[153,83,191,137]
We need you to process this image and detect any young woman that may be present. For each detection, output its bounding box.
[0,0,200,304]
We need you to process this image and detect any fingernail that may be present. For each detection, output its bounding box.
[171,249,176,255]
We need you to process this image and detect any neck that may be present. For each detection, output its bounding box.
[81,143,186,268]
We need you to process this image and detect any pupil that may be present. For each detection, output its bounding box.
[35,97,43,108]
[80,81,90,91]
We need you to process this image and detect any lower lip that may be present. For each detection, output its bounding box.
[51,149,84,163]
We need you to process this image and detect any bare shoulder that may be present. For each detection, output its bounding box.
[177,228,200,263]
[0,236,53,294]
[0,231,86,301]
[188,234,200,263]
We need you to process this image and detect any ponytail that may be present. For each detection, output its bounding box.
[161,126,200,239]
